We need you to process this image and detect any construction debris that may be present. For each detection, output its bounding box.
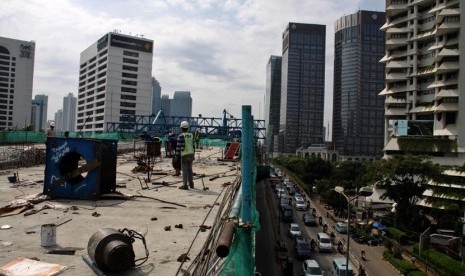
[1,257,67,276]
[177,253,190,262]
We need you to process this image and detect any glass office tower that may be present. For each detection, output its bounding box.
[332,11,386,161]
[280,23,326,153]
[265,55,282,154]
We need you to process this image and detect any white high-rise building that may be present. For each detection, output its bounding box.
[54,109,63,130]
[0,36,35,130]
[77,32,153,132]
[380,0,464,165]
[62,93,76,131]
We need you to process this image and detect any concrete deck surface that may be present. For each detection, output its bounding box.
[0,147,239,276]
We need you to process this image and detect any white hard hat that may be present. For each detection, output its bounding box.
[180,121,189,129]
[50,122,55,127]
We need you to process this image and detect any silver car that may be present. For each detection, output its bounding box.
[288,223,302,238]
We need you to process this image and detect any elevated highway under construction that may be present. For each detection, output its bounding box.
[0,106,263,275]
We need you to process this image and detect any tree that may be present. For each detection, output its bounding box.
[330,160,367,191]
[365,155,443,227]
[22,124,35,131]
[301,158,332,188]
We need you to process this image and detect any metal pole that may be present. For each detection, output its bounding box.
[240,105,253,276]
[216,221,235,258]
[241,105,253,223]
[346,197,350,276]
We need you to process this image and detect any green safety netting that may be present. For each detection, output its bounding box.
[0,131,228,147]
[220,162,260,275]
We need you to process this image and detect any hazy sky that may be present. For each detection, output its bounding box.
[1,0,384,134]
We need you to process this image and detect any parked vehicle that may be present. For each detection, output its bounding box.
[302,212,318,226]
[352,234,366,244]
[302,259,324,276]
[294,236,311,260]
[335,222,348,234]
[331,258,353,276]
[288,223,302,238]
[316,232,332,252]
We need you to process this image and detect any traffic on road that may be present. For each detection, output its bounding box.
[269,168,356,276]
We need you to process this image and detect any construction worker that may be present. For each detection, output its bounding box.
[46,122,56,137]
[169,132,181,175]
[176,121,195,190]
[140,131,152,141]
[194,129,201,149]
[164,130,170,157]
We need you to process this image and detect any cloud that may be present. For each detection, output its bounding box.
[0,0,385,134]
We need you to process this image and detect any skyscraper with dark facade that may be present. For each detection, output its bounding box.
[265,55,282,154]
[279,23,326,153]
[332,11,386,161]
[160,94,171,116]
[31,94,47,131]
[170,91,192,117]
[151,77,161,115]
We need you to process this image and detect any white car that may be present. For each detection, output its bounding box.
[316,232,333,252]
[302,259,323,276]
[294,194,304,201]
[288,223,302,238]
[295,199,307,211]
[335,222,348,234]
[277,189,287,198]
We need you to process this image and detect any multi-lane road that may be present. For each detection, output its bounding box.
[256,177,351,276]
[256,172,400,276]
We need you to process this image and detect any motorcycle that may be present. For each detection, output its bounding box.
[310,239,316,252]
[361,249,367,261]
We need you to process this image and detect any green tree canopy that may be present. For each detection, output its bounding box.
[330,161,368,191]
[365,155,443,226]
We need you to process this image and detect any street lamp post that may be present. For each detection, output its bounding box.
[335,186,373,276]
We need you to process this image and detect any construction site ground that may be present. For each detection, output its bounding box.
[0,146,239,276]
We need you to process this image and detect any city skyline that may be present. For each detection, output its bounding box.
[1,0,385,135]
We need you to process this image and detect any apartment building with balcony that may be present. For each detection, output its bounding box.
[380,0,463,165]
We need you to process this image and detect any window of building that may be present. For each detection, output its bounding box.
[122,72,137,79]
[121,87,136,93]
[120,109,135,115]
[121,94,136,100]
[122,65,138,72]
[123,50,139,57]
[445,112,456,125]
[123,58,138,65]
[121,80,137,86]
[120,102,136,108]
